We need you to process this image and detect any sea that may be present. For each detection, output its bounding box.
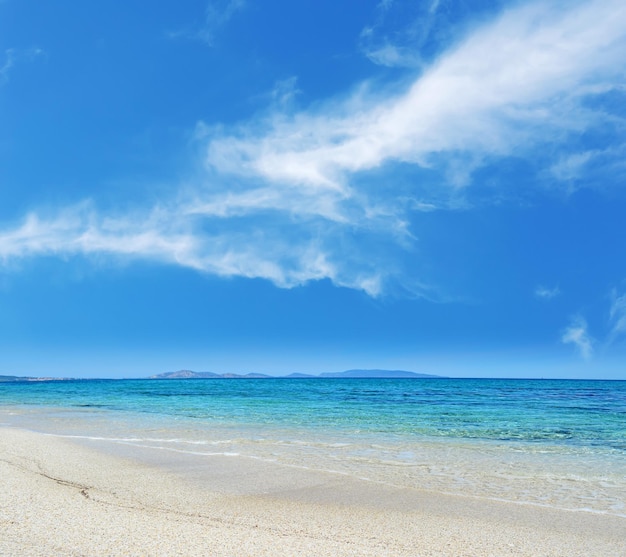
[1,377,625,516]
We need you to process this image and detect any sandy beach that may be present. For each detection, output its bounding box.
[0,427,624,556]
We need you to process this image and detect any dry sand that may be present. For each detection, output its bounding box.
[0,426,624,556]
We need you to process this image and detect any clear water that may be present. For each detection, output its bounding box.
[1,378,625,515]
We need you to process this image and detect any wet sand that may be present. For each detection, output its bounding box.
[0,427,624,556]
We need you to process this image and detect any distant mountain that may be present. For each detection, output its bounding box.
[150,370,271,379]
[319,369,441,378]
[150,369,441,379]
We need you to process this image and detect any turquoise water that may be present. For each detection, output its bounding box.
[1,378,625,515]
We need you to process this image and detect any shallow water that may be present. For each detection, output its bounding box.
[1,378,625,515]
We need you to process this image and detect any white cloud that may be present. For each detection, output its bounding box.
[0,205,201,269]
[535,285,560,300]
[2,0,626,295]
[561,316,594,360]
[209,0,626,192]
[0,202,386,295]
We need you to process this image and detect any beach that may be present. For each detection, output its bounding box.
[1,426,624,556]
[4,0,626,550]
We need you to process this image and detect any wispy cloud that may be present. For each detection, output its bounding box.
[169,0,245,46]
[0,47,44,84]
[535,285,560,300]
[561,316,594,360]
[557,289,626,358]
[608,289,626,343]
[0,49,15,83]
[360,0,452,69]
[549,141,626,191]
[0,201,389,295]
[201,0,245,45]
[550,151,596,182]
[0,204,201,269]
[266,76,301,109]
[2,1,626,295]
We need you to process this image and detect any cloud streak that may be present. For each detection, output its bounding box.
[0,49,15,83]
[360,0,458,69]
[608,289,626,343]
[0,202,387,295]
[2,0,626,295]
[561,316,594,360]
[169,0,246,45]
[535,285,560,300]
[200,0,245,45]
[0,47,44,84]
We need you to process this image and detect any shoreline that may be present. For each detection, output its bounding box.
[1,426,625,556]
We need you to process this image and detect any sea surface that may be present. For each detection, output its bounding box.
[1,378,625,516]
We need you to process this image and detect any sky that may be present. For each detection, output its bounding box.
[1,0,626,379]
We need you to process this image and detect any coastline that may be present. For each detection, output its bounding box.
[1,426,624,556]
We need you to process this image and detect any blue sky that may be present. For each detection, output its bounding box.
[1,0,626,379]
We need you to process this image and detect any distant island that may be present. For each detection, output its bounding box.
[148,370,270,379]
[149,369,443,379]
[0,369,444,382]
[0,375,75,383]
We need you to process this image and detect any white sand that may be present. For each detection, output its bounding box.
[0,426,624,556]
